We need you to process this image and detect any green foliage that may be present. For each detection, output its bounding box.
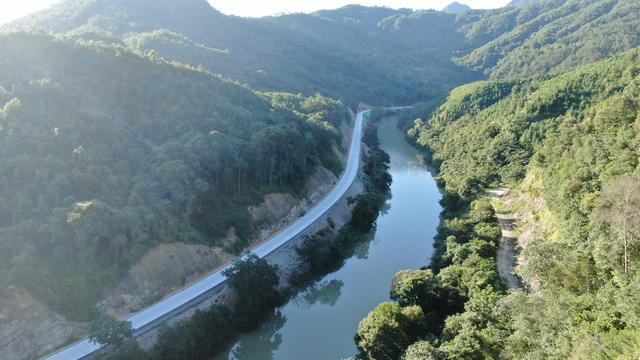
[457,0,640,78]
[222,255,283,331]
[400,44,640,359]
[402,341,445,360]
[391,269,466,334]
[591,176,640,277]
[355,302,426,360]
[348,193,385,233]
[89,314,133,348]
[412,48,640,200]
[355,194,504,359]
[0,32,345,320]
[150,305,235,360]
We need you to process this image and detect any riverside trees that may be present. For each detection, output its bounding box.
[222,255,283,330]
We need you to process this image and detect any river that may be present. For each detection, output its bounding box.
[218,116,442,360]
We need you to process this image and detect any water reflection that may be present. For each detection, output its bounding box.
[294,279,344,308]
[229,312,285,360]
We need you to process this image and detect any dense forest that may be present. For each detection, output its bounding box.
[3,0,477,107]
[0,31,348,321]
[9,0,640,108]
[356,46,640,358]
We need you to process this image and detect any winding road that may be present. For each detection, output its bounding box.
[42,110,368,360]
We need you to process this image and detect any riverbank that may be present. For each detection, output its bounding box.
[36,109,362,360]
[352,109,506,359]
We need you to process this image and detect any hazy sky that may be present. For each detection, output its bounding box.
[0,0,511,24]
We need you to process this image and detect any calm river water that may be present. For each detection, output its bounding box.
[218,117,442,360]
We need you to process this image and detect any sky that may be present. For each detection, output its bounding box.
[0,0,511,24]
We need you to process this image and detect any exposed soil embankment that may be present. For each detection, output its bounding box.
[0,287,84,360]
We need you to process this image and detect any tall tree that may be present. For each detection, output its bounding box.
[593,176,640,275]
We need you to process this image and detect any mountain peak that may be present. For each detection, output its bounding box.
[442,2,471,14]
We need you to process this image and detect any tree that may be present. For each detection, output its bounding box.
[593,176,640,276]
[152,305,235,360]
[402,341,445,360]
[348,193,382,233]
[355,302,426,360]
[89,314,133,348]
[390,269,466,332]
[222,254,283,330]
[391,269,436,309]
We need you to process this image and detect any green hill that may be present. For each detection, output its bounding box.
[371,47,640,359]
[0,31,347,320]
[9,0,640,106]
[5,0,479,106]
[457,0,640,78]
[442,2,472,14]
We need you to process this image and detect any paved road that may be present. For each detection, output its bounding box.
[42,110,368,360]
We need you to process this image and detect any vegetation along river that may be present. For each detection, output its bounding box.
[219,116,442,360]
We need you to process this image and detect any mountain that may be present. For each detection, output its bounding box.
[394,46,640,360]
[3,0,640,358]
[442,2,471,13]
[5,0,479,106]
[457,0,640,78]
[9,0,640,104]
[506,0,538,6]
[0,31,348,326]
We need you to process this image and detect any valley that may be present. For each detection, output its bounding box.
[1,0,640,359]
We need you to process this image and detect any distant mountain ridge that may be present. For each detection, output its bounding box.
[4,0,479,107]
[442,1,472,13]
[7,0,640,96]
[506,0,538,6]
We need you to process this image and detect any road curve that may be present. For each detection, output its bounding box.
[42,110,368,360]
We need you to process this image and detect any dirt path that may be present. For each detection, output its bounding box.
[486,188,523,290]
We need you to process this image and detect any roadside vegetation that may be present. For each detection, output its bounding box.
[294,113,393,284]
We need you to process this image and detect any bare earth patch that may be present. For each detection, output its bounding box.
[486,187,523,290]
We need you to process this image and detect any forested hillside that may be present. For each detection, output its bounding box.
[5,0,479,106]
[457,0,640,78]
[356,47,640,359]
[8,0,640,107]
[0,31,347,321]
[506,0,538,7]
